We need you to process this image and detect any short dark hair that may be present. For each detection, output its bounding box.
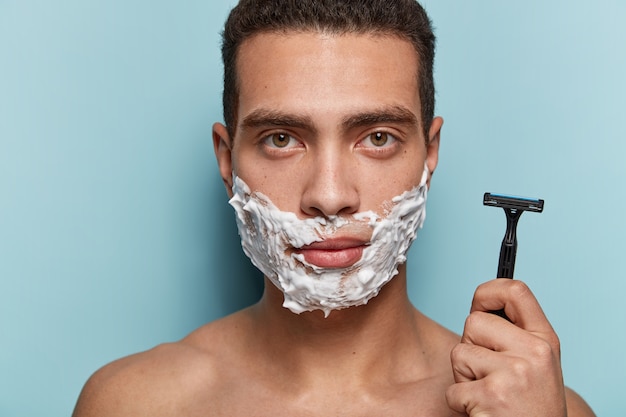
[220,0,436,140]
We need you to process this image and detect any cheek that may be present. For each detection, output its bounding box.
[397,150,428,188]
[233,161,302,211]
[359,157,425,201]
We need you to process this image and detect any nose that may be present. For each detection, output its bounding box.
[300,149,360,217]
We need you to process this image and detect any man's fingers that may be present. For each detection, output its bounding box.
[461,308,561,371]
[470,279,555,336]
[461,310,518,351]
[450,342,501,383]
[447,279,569,416]
[459,309,553,354]
[446,381,472,415]
[446,379,498,416]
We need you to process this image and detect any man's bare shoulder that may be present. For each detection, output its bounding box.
[73,311,252,417]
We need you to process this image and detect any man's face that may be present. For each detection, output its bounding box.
[214,31,442,314]
[218,30,440,207]
[214,31,441,273]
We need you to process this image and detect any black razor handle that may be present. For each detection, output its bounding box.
[493,208,522,320]
[484,192,544,321]
[497,208,522,279]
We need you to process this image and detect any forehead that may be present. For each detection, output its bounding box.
[234,31,422,129]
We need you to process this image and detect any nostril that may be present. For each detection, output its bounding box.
[300,185,360,218]
[299,153,360,217]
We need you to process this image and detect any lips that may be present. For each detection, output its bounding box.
[296,238,368,268]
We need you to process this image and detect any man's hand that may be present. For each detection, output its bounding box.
[446,279,567,417]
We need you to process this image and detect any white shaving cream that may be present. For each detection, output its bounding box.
[229,166,429,317]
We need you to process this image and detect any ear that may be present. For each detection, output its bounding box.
[213,122,234,198]
[425,116,443,189]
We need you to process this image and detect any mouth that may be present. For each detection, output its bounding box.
[295,238,369,269]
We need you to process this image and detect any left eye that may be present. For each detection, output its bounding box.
[262,133,300,149]
[362,131,397,147]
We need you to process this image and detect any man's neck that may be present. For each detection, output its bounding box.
[247,265,442,389]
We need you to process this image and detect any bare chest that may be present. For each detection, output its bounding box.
[202,376,458,417]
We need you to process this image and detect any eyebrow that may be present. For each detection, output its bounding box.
[241,109,317,133]
[341,105,419,131]
[240,105,419,133]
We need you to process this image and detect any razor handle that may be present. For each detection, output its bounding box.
[497,208,522,279]
[493,208,522,319]
[484,192,544,321]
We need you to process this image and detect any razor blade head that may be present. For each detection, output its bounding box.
[483,192,544,213]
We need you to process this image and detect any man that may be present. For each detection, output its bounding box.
[73,1,595,415]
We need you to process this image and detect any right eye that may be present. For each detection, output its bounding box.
[262,133,300,149]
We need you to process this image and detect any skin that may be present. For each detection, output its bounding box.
[72,32,595,417]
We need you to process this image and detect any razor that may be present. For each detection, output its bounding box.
[483,193,544,318]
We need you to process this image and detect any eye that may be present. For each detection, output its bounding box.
[262,133,300,149]
[361,131,397,148]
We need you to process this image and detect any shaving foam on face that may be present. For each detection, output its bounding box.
[228,166,429,317]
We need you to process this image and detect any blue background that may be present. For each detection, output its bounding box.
[1,1,623,415]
